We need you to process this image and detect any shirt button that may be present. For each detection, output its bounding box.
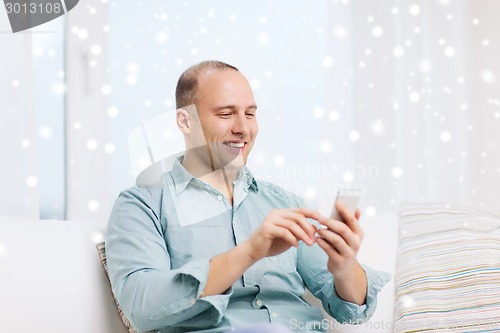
[271,312,279,318]
[217,195,223,201]
[256,299,263,306]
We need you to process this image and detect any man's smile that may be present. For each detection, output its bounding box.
[223,141,245,148]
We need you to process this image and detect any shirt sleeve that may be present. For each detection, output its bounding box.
[106,187,233,332]
[297,242,391,324]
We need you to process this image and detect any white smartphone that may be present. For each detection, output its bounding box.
[330,188,361,222]
[316,189,362,237]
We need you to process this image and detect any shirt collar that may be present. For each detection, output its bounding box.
[170,156,259,195]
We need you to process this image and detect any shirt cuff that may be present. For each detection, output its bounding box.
[174,258,234,325]
[328,264,391,324]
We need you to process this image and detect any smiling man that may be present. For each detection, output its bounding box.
[106,61,390,333]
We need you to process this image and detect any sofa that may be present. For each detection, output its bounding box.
[0,211,399,333]
[0,216,128,333]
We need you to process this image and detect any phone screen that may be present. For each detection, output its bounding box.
[330,189,361,221]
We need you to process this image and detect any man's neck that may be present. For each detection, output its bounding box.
[181,153,241,203]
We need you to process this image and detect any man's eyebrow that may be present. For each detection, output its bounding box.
[213,105,258,111]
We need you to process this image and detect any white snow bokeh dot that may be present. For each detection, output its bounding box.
[481,70,496,84]
[393,46,405,58]
[104,143,116,154]
[274,155,285,167]
[257,32,270,45]
[440,131,451,142]
[392,167,403,178]
[371,119,384,135]
[372,26,383,38]
[90,44,102,56]
[32,45,44,57]
[304,187,317,200]
[86,139,98,150]
[348,130,360,142]
[77,28,89,40]
[409,91,421,103]
[320,140,333,153]
[101,84,112,95]
[400,295,415,308]
[333,25,348,39]
[419,60,432,73]
[26,175,38,187]
[444,46,455,57]
[342,171,354,183]
[108,106,119,118]
[38,125,53,139]
[156,31,168,44]
[250,79,261,90]
[88,200,99,211]
[313,107,325,118]
[322,56,334,67]
[329,110,340,122]
[365,206,377,217]
[409,4,421,16]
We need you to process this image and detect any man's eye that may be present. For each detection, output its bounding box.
[219,113,231,117]
[245,113,255,118]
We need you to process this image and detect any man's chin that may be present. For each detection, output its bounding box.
[214,153,246,171]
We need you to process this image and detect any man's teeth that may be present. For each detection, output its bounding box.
[225,142,244,148]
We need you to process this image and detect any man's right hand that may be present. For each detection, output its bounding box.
[201,208,321,297]
[243,208,322,262]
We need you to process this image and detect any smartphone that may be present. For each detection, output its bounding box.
[315,189,362,237]
[330,188,361,222]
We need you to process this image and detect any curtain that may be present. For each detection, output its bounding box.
[0,15,39,219]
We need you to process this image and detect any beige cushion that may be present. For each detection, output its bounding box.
[393,202,500,332]
[96,242,139,333]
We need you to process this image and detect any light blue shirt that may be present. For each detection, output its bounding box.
[106,157,390,333]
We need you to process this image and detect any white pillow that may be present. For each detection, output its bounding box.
[96,242,140,333]
[394,202,500,332]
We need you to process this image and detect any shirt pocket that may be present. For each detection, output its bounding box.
[268,250,297,274]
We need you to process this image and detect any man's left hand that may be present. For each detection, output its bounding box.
[315,202,367,305]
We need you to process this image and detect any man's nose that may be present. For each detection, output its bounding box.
[232,113,250,135]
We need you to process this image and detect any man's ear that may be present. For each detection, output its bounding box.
[176,108,191,134]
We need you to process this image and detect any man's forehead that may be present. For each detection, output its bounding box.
[196,70,254,103]
[198,68,244,83]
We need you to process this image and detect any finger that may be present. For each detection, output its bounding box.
[335,202,363,235]
[275,215,316,245]
[289,210,320,241]
[316,236,344,262]
[355,208,361,220]
[270,224,300,247]
[316,228,352,256]
[294,207,324,222]
[319,218,360,247]
[281,210,320,242]
[319,218,363,252]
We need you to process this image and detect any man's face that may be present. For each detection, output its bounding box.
[193,69,258,170]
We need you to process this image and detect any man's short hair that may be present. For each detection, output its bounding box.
[175,60,239,109]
